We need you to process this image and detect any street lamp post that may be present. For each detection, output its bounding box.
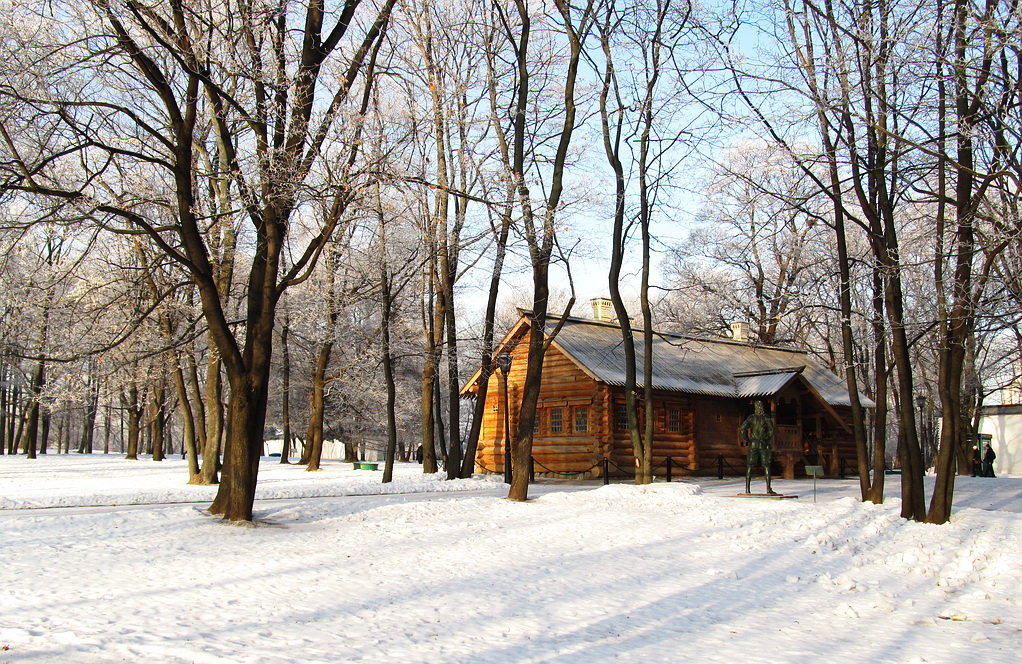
[496,351,513,485]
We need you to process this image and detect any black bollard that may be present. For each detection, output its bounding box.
[603,457,610,485]
[666,457,673,483]
[717,454,724,480]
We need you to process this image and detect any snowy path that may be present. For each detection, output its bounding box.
[0,485,520,516]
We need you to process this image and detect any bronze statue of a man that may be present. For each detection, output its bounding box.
[740,401,776,495]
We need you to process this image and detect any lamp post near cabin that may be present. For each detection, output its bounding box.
[496,351,513,484]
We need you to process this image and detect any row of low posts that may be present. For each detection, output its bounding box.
[498,454,847,485]
[496,456,717,484]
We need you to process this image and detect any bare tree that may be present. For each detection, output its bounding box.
[489,0,596,501]
[595,0,704,484]
[665,143,830,344]
[0,0,397,521]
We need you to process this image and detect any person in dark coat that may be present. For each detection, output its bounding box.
[972,446,981,477]
[982,444,996,478]
[415,444,423,464]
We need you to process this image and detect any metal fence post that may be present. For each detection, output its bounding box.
[529,457,535,482]
[666,457,673,483]
[603,457,610,485]
[717,454,724,479]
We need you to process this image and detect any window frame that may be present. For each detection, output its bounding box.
[668,408,681,433]
[615,404,629,432]
[550,407,564,434]
[574,405,589,433]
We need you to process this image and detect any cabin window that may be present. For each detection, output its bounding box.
[550,407,564,433]
[615,404,629,431]
[668,409,681,432]
[574,406,589,432]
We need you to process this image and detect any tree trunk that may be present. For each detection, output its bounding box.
[306,250,338,473]
[599,31,644,484]
[103,404,111,454]
[419,260,444,474]
[887,272,926,520]
[207,203,284,519]
[305,342,331,472]
[866,265,888,503]
[185,311,207,457]
[54,416,64,454]
[198,350,223,484]
[381,271,399,484]
[506,0,589,500]
[10,386,26,456]
[443,296,462,480]
[927,0,994,524]
[171,353,200,481]
[0,368,7,455]
[459,214,512,478]
[150,377,167,461]
[39,408,50,455]
[508,271,550,502]
[124,385,141,461]
[279,316,293,464]
[432,374,448,469]
[208,374,267,522]
[21,356,45,459]
[78,363,99,454]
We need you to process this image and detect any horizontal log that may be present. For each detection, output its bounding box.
[531,446,601,456]
[532,457,604,468]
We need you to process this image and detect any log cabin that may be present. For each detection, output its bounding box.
[461,300,872,480]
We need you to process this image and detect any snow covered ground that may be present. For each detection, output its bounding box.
[2,455,1020,663]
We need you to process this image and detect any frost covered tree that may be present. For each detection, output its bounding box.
[708,0,1022,522]
[0,0,398,521]
[594,0,709,484]
[664,142,830,345]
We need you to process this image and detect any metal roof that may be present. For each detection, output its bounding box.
[735,371,801,398]
[542,317,871,407]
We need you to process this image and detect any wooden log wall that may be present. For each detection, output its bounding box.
[692,396,745,475]
[475,338,607,478]
[473,326,860,480]
[606,392,697,478]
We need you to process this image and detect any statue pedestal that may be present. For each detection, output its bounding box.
[737,493,798,500]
